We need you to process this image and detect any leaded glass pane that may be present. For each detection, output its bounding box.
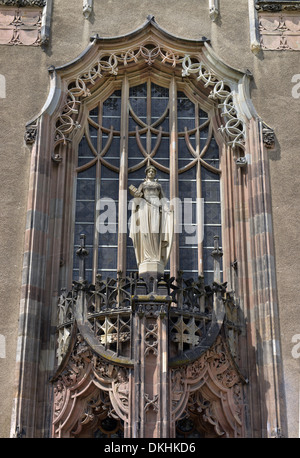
[78,136,95,167]
[102,91,121,130]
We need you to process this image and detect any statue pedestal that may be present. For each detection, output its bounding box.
[139,260,164,277]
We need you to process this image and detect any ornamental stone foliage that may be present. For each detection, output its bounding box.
[0,1,46,6]
[52,241,245,437]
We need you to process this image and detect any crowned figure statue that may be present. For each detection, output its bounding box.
[129,164,173,279]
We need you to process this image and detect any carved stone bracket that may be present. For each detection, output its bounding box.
[53,253,245,437]
[24,123,38,145]
[262,124,275,148]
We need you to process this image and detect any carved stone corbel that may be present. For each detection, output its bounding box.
[236,156,248,167]
[24,123,37,145]
[262,124,275,148]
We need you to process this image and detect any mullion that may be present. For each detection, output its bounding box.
[117,76,129,276]
[169,77,179,277]
[91,102,102,283]
[195,102,203,276]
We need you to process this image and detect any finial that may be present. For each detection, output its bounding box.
[211,235,223,283]
[76,234,89,282]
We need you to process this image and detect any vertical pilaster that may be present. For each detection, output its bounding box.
[131,293,171,438]
[169,76,178,279]
[248,0,261,54]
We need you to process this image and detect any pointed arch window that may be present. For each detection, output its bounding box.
[15,17,283,439]
[73,76,222,284]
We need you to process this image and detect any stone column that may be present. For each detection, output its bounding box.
[130,283,171,438]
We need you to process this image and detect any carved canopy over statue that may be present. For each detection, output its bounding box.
[129,165,173,278]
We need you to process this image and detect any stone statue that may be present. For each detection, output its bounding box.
[129,165,173,279]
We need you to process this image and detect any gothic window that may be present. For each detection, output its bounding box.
[73,77,222,284]
[15,17,282,439]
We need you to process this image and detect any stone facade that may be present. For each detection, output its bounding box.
[0,0,299,439]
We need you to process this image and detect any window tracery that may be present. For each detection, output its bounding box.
[73,77,222,284]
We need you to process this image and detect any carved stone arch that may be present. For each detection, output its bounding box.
[13,15,284,439]
[171,334,245,438]
[52,330,131,438]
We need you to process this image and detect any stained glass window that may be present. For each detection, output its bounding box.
[73,78,222,284]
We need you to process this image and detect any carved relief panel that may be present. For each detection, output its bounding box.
[255,1,300,50]
[0,0,51,45]
[259,12,300,50]
[0,6,42,45]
